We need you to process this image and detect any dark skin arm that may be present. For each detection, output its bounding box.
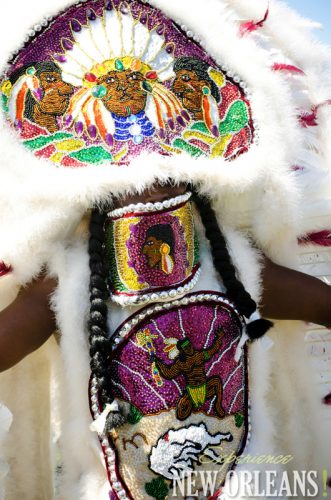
[260,257,331,327]
[0,275,57,372]
[0,257,331,373]
[155,357,182,379]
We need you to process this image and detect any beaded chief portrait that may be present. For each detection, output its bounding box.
[106,193,200,305]
[1,0,255,166]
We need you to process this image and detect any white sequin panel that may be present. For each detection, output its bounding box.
[141,28,165,65]
[104,9,123,57]
[88,17,113,60]
[133,22,150,59]
[120,11,135,56]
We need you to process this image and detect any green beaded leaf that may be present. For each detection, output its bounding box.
[235,412,244,428]
[173,138,206,158]
[127,404,143,425]
[190,121,210,134]
[193,230,200,267]
[219,100,248,135]
[1,94,9,113]
[145,477,169,500]
[24,132,72,151]
[69,146,113,164]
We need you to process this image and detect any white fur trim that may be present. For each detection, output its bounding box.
[49,238,107,499]
[0,404,12,500]
[1,0,331,498]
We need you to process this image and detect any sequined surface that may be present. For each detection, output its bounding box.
[106,197,200,304]
[90,292,249,500]
[110,296,246,416]
[1,0,255,167]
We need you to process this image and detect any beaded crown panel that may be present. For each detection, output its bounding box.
[1,0,255,167]
[90,292,249,499]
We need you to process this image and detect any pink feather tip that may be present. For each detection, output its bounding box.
[299,100,331,127]
[323,392,331,405]
[298,230,331,247]
[239,5,269,37]
[0,262,12,277]
[298,111,318,128]
[33,88,43,101]
[272,63,305,75]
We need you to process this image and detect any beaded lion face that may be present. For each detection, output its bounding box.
[1,0,255,166]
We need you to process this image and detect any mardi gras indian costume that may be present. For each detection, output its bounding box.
[0,0,331,499]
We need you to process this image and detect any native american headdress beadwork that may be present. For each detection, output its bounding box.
[2,67,41,129]
[1,0,255,166]
[53,1,189,146]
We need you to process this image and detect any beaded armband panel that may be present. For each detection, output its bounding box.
[1,0,256,167]
[90,292,249,499]
[106,192,200,305]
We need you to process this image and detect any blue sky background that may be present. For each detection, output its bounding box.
[286,0,331,47]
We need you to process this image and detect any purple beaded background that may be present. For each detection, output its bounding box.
[111,298,246,418]
[9,0,215,75]
[126,210,190,288]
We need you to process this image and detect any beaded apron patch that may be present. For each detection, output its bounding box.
[1,0,255,167]
[90,292,249,500]
[106,192,200,306]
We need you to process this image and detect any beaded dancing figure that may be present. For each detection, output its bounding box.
[155,331,226,420]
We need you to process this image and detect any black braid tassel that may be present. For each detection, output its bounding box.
[246,318,274,340]
[105,411,127,432]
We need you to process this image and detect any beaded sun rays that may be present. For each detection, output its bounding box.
[1,0,255,166]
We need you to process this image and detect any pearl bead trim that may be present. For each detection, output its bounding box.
[110,291,245,350]
[110,266,201,307]
[107,191,192,219]
[90,377,129,500]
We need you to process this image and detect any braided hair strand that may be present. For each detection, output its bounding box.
[192,191,273,340]
[88,208,126,431]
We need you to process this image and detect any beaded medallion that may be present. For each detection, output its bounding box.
[90,292,249,500]
[106,193,200,305]
[1,0,255,167]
